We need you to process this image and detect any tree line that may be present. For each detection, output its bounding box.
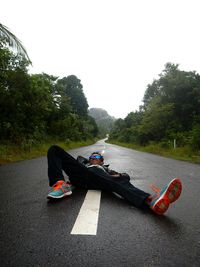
[0,36,98,147]
[109,63,200,151]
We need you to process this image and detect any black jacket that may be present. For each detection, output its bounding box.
[77,155,130,180]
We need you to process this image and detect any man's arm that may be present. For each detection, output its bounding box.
[77,155,89,165]
[107,168,130,179]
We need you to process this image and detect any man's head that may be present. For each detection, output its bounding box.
[89,152,104,165]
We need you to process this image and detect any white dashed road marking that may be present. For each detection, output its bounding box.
[71,190,101,235]
[101,149,105,154]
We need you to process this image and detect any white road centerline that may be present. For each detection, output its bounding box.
[70,190,101,235]
[101,149,105,154]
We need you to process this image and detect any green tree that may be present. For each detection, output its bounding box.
[141,63,200,143]
[158,63,200,131]
[28,73,59,139]
[56,75,89,117]
[0,37,97,145]
[109,118,125,140]
[139,97,174,144]
[0,43,31,142]
[110,63,200,149]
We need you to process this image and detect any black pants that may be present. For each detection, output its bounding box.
[47,145,150,208]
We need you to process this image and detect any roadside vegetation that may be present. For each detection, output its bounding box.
[0,25,98,164]
[107,140,200,164]
[0,139,96,164]
[108,63,200,164]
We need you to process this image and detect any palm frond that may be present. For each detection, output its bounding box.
[0,23,31,64]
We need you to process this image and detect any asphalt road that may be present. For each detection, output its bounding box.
[0,139,200,267]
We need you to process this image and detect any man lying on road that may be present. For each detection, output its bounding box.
[47,145,182,215]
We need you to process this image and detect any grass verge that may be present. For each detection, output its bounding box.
[107,140,200,164]
[0,139,96,165]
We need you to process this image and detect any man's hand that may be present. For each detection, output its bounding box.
[111,174,121,178]
[111,173,130,178]
[120,173,129,177]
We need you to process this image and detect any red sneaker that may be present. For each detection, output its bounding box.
[149,178,182,215]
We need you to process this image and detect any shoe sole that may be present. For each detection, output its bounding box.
[150,178,182,215]
[47,191,72,199]
[151,198,169,215]
[162,178,182,203]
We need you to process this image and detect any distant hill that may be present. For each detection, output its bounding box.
[88,108,116,135]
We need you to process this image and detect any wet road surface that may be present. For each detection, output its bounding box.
[0,140,200,266]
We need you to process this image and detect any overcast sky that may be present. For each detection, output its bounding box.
[1,0,200,118]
